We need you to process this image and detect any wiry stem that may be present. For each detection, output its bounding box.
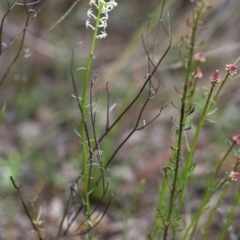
[10,176,43,240]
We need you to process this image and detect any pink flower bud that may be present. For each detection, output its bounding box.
[210,70,221,83]
[233,134,240,144]
[225,64,237,76]
[229,171,240,181]
[193,67,203,79]
[194,52,206,62]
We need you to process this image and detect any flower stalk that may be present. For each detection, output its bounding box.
[81,1,117,238]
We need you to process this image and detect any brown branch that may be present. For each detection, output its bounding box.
[2,0,46,54]
[44,217,53,240]
[0,1,30,86]
[10,176,43,240]
[74,189,112,236]
[0,2,16,54]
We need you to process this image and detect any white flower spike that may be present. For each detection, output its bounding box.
[86,0,117,38]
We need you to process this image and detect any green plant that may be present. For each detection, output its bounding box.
[149,1,240,239]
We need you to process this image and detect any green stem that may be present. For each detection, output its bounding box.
[210,55,240,111]
[151,177,168,238]
[219,185,240,240]
[184,178,230,240]
[182,107,236,239]
[178,83,215,215]
[208,73,229,112]
[163,4,205,239]
[183,143,235,239]
[81,4,103,240]
[201,182,229,240]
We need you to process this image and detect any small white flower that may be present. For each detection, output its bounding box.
[97,30,107,38]
[109,0,117,6]
[86,19,95,30]
[89,0,97,6]
[87,8,96,19]
[98,19,107,28]
[90,0,99,9]
[101,12,108,21]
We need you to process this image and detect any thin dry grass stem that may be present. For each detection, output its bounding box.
[87,159,94,195]
[89,71,98,148]
[96,25,171,147]
[44,217,53,240]
[0,2,29,86]
[0,3,14,54]
[10,176,43,240]
[145,24,154,70]
[6,0,10,8]
[141,33,156,69]
[0,0,43,86]
[73,193,113,237]
[89,74,106,190]
[146,15,155,70]
[29,177,47,214]
[17,1,41,6]
[56,179,84,239]
[60,180,110,238]
[77,141,106,201]
[62,205,84,237]
[104,81,165,170]
[106,82,110,131]
[0,1,35,52]
[89,180,110,218]
[0,0,39,52]
[73,181,110,233]
[41,0,81,38]
[60,205,83,237]
[153,0,167,60]
[174,85,184,95]
[56,190,73,239]
[2,0,47,53]
[56,176,82,240]
[137,104,165,130]
[71,44,92,158]
[89,71,99,155]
